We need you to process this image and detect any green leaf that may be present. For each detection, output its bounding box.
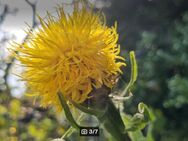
[123,103,154,132]
[61,113,85,139]
[126,114,146,131]
[121,113,146,141]
[121,110,155,141]
[146,124,154,141]
[130,51,138,84]
[138,103,155,122]
[122,51,138,96]
[70,100,107,118]
[58,92,80,130]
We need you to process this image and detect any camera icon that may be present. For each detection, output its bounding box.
[81,129,88,135]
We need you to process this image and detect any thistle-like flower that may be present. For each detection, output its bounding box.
[12,3,125,110]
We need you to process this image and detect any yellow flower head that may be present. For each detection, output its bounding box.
[13,3,125,109]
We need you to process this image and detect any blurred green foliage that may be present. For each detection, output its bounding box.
[0,96,65,141]
[106,0,188,140]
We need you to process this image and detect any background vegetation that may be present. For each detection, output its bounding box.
[0,0,188,140]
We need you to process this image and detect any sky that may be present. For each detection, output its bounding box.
[1,0,72,41]
[0,0,108,41]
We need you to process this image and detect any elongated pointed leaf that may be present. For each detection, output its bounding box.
[70,100,107,118]
[122,51,138,96]
[130,51,138,85]
[58,92,80,130]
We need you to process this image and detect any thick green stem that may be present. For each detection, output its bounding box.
[97,98,131,141]
[58,86,131,141]
[79,86,131,141]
